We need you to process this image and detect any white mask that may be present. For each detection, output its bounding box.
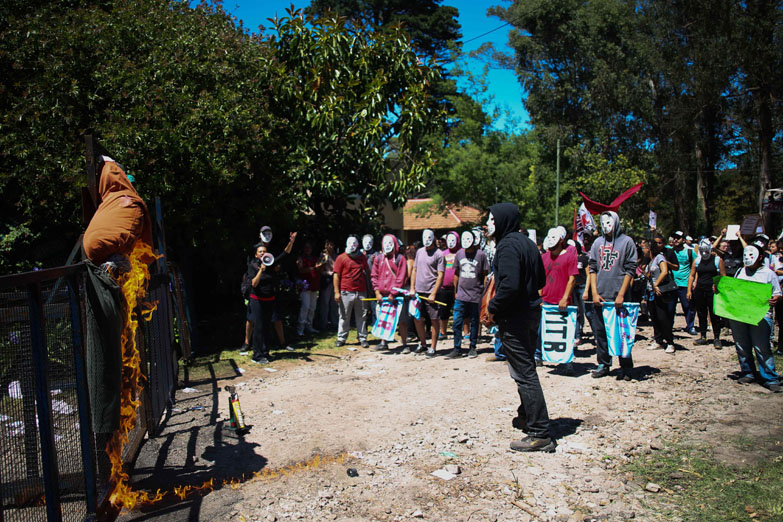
[472,229,481,246]
[446,233,458,250]
[486,213,496,238]
[743,245,759,267]
[382,236,395,254]
[423,229,435,248]
[600,214,614,236]
[362,235,374,251]
[699,240,711,259]
[543,233,559,251]
[461,231,474,249]
[260,229,273,244]
[346,237,359,255]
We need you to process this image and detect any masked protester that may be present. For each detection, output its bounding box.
[447,230,489,359]
[536,227,579,366]
[333,235,370,348]
[361,234,379,325]
[410,229,445,357]
[587,211,638,380]
[370,234,409,350]
[728,245,781,392]
[437,231,461,340]
[486,203,554,453]
[687,239,726,347]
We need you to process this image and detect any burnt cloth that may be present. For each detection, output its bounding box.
[84,260,124,434]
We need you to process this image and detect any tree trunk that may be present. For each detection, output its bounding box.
[758,90,773,234]
[674,166,690,232]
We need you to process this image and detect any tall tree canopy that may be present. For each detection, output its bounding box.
[0,0,443,284]
[488,0,783,235]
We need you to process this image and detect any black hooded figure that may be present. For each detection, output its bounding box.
[486,203,555,452]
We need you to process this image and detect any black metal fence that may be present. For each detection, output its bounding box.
[0,262,180,521]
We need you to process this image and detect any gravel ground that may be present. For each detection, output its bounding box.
[120,314,783,522]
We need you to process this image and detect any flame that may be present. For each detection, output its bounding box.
[102,242,348,512]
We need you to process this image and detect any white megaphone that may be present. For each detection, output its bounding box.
[260,252,275,266]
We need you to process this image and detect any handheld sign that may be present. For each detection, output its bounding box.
[713,276,771,325]
[602,303,640,358]
[540,305,578,364]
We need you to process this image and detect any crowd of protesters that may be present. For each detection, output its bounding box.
[240,208,782,451]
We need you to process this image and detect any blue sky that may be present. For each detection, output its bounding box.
[222,1,530,132]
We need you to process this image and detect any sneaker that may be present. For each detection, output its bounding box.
[510,436,556,453]
[295,330,304,337]
[737,375,755,384]
[360,340,370,349]
[665,345,675,354]
[617,369,632,381]
[686,327,698,336]
[239,343,250,352]
[592,365,610,378]
[646,342,664,350]
[467,347,478,359]
[251,357,270,365]
[401,345,411,354]
[445,349,461,359]
[511,416,529,433]
[305,326,320,334]
[694,337,708,346]
[535,358,543,367]
[714,339,723,350]
[438,333,446,340]
[414,344,427,354]
[768,383,782,393]
[335,340,346,348]
[285,345,295,352]
[425,348,436,358]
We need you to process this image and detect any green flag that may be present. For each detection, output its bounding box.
[713,275,772,325]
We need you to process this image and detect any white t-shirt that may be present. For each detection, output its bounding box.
[736,265,781,317]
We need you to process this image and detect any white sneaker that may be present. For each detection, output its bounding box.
[665,345,675,354]
[285,345,295,352]
[647,342,663,350]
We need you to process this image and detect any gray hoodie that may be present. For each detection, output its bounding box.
[587,211,637,300]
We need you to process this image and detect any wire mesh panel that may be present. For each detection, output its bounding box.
[143,274,176,435]
[0,287,46,522]
[0,268,95,522]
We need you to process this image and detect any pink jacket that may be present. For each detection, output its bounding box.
[371,234,408,296]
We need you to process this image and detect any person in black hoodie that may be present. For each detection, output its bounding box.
[486,203,555,453]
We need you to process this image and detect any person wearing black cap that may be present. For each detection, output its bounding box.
[486,202,554,453]
[670,231,697,335]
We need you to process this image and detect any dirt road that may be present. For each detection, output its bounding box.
[123,316,783,522]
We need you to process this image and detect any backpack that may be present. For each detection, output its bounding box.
[241,271,252,299]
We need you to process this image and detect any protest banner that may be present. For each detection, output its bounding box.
[725,224,740,241]
[649,210,657,229]
[540,305,578,364]
[602,303,640,358]
[740,215,763,236]
[713,276,771,325]
[371,298,404,341]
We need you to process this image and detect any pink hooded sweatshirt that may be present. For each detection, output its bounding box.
[371,234,408,296]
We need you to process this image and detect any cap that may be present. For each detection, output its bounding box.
[672,230,684,239]
[685,235,693,241]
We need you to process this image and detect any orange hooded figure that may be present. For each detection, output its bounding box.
[83,159,154,265]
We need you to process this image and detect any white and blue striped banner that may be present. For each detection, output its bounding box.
[602,302,640,358]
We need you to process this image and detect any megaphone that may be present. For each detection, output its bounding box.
[260,252,275,266]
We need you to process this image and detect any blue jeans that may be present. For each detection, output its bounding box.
[676,286,696,331]
[730,317,779,385]
[453,300,479,349]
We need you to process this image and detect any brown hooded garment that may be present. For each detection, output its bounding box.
[83,161,154,264]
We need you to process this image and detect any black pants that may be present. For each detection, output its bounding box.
[437,286,455,321]
[589,302,633,369]
[500,315,551,439]
[693,286,720,339]
[650,293,675,345]
[249,298,273,360]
